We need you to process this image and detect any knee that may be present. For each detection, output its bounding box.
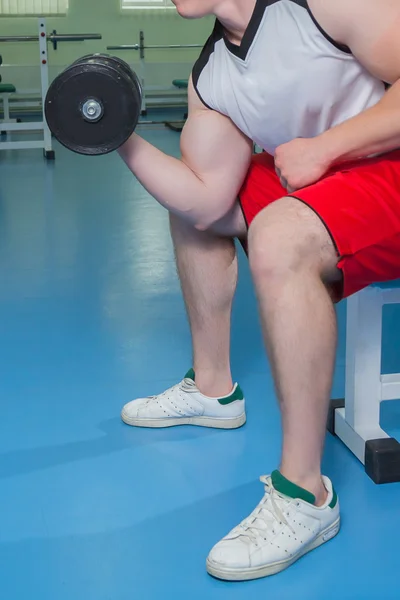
[248,198,330,283]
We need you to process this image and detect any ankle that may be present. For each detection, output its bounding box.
[279,467,328,507]
[193,366,234,398]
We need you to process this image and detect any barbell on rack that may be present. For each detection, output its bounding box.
[0,31,102,51]
[107,43,203,51]
[106,31,201,117]
[107,30,202,58]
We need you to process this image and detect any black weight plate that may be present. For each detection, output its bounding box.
[72,55,142,142]
[108,56,143,100]
[72,53,109,65]
[45,60,141,156]
[72,54,142,93]
[127,67,142,104]
[70,54,143,105]
[45,60,140,155]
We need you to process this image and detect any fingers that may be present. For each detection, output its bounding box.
[275,165,290,192]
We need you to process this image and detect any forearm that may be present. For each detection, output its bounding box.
[318,81,400,165]
[118,133,222,228]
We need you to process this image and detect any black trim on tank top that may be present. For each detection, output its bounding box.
[221,0,277,60]
[191,0,355,107]
[289,0,351,54]
[191,21,223,110]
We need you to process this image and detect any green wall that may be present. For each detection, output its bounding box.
[0,0,214,87]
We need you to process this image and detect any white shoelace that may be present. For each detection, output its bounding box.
[144,377,196,406]
[237,476,296,543]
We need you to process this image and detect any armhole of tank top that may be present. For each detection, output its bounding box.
[191,22,223,111]
[290,0,352,54]
[191,67,214,112]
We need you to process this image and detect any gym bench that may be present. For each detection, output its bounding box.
[329,280,400,484]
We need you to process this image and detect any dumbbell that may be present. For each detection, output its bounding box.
[45,54,142,156]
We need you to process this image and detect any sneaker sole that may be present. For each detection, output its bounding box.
[121,411,246,429]
[206,516,341,581]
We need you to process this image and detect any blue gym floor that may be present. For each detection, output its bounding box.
[1,119,400,599]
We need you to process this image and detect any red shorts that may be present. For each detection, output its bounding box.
[239,150,400,299]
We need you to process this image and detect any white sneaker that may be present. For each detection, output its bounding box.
[206,470,340,581]
[121,369,246,429]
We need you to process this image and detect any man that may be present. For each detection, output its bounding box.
[118,0,400,581]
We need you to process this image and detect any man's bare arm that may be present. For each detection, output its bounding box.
[308,0,400,163]
[118,78,252,230]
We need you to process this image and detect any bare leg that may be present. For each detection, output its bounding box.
[170,203,246,397]
[248,197,341,505]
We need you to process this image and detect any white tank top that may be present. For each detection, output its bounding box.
[192,0,386,154]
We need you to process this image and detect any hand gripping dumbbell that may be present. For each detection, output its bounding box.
[45,54,142,156]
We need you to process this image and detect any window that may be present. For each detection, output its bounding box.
[122,0,174,9]
[0,0,68,15]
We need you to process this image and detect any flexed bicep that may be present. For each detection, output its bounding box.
[179,77,253,226]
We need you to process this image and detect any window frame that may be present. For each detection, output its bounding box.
[121,0,175,11]
[0,0,68,17]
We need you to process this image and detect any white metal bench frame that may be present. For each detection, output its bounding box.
[332,284,400,482]
[0,92,16,123]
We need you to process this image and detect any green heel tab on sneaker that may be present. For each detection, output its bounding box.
[184,370,244,405]
[329,488,338,509]
[184,368,195,381]
[272,471,338,508]
[271,470,316,505]
[218,384,244,405]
